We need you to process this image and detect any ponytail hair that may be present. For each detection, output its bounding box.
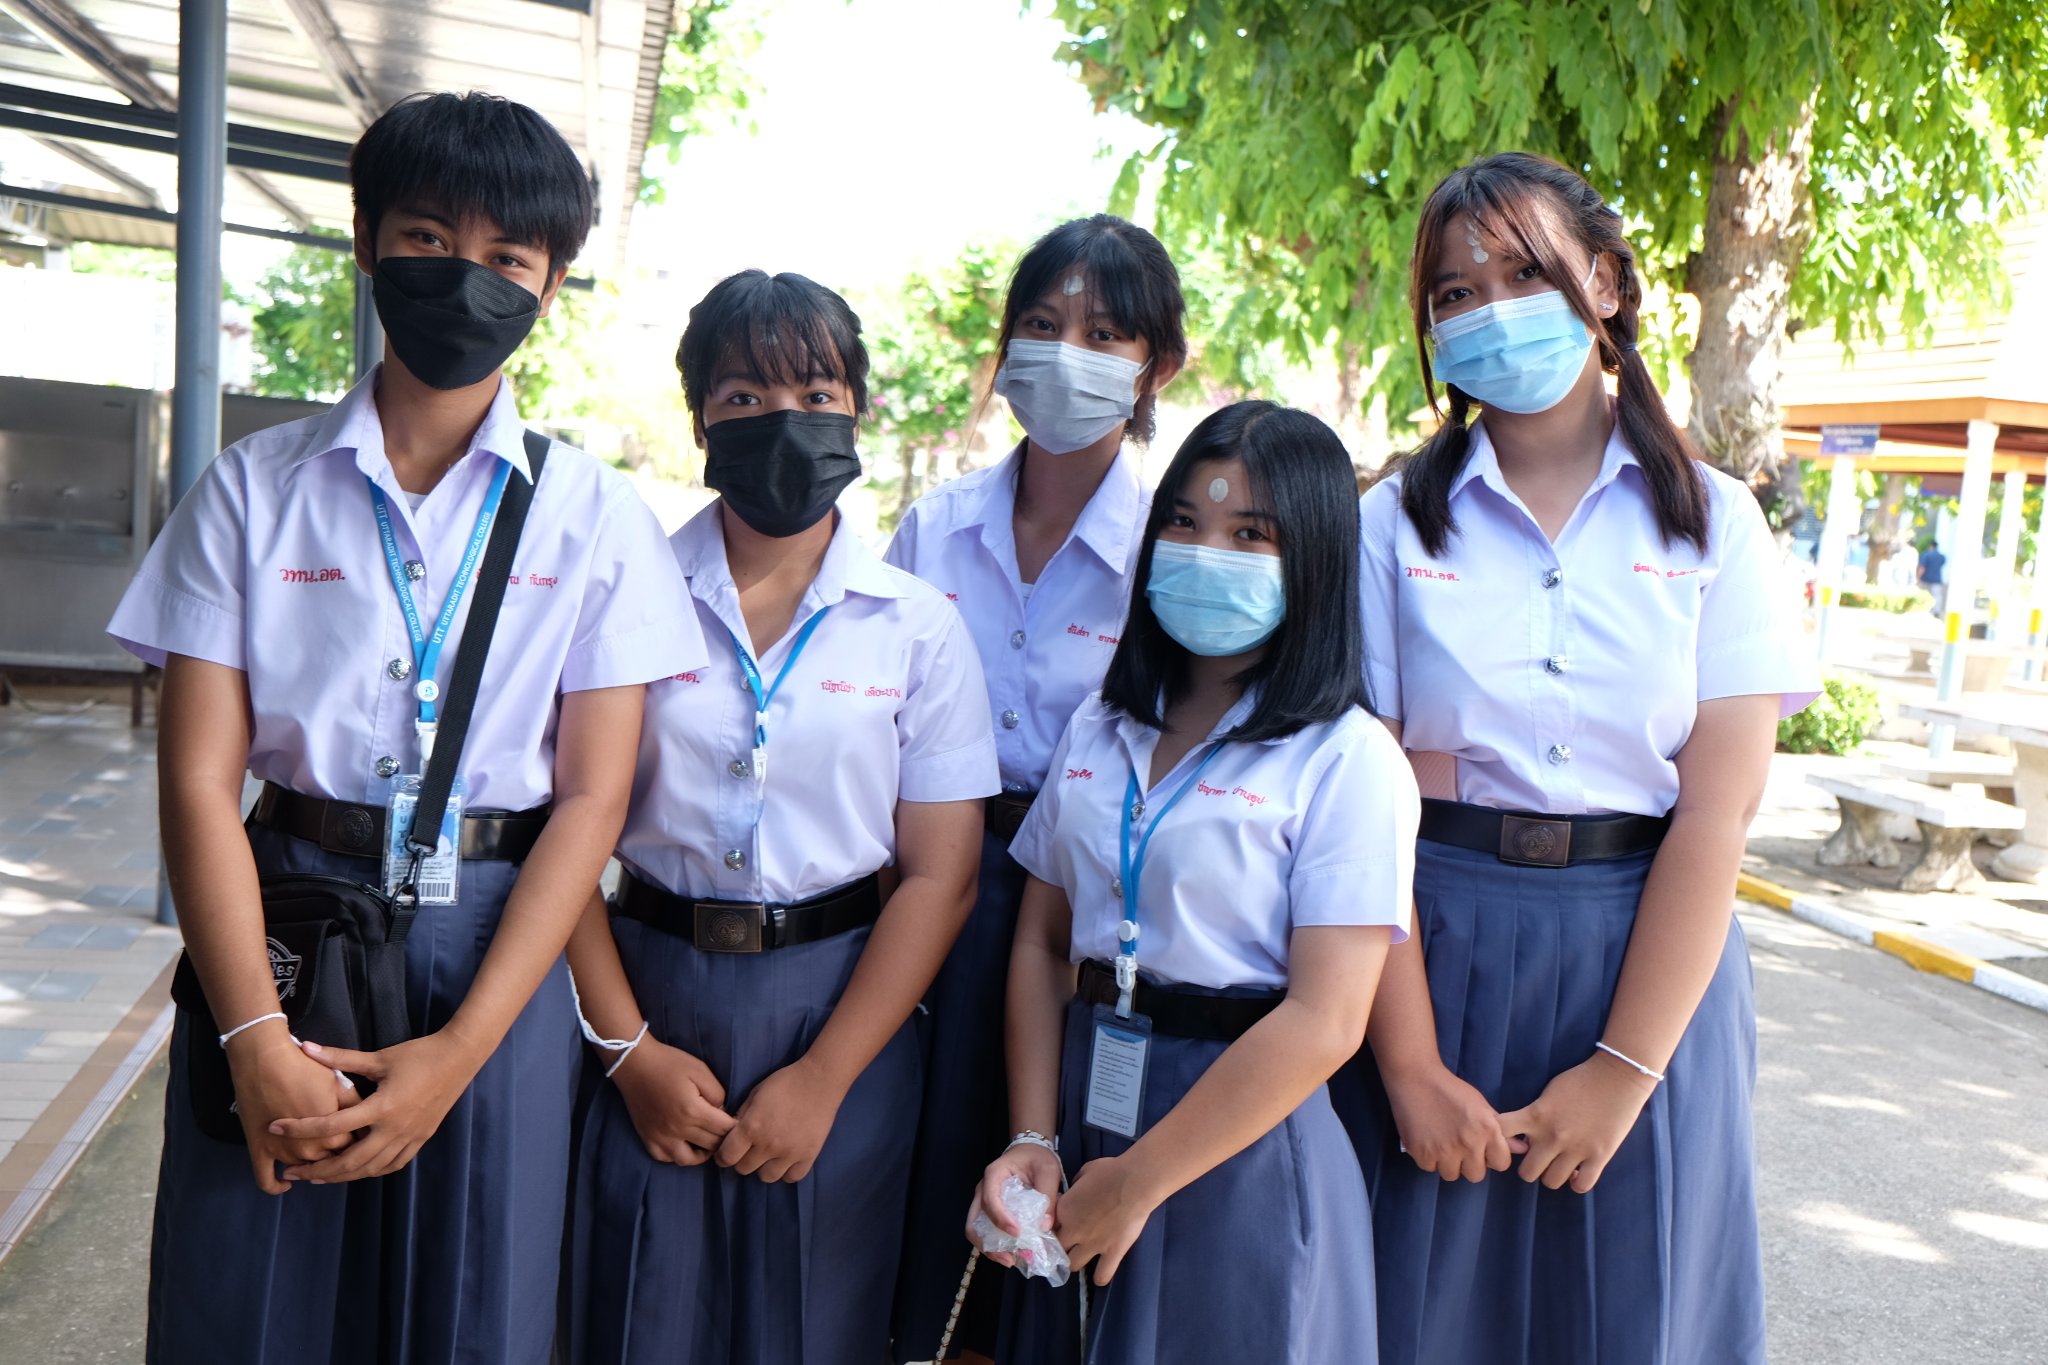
[1390,152,1708,558]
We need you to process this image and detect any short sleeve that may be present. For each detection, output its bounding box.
[1359,481,1403,721]
[896,600,999,802]
[1288,718,1419,943]
[107,451,250,670]
[561,481,708,693]
[1696,477,1820,717]
[1008,704,1087,881]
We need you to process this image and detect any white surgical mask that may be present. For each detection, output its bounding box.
[993,340,1147,454]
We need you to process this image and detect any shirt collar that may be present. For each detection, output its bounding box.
[1110,685,1293,763]
[969,441,1148,571]
[290,364,535,483]
[1450,409,1640,507]
[675,502,913,612]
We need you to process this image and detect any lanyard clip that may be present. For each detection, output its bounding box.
[415,719,438,766]
[1114,954,1137,1020]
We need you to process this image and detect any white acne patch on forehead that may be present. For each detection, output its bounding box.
[1465,220,1489,264]
[1207,477,1230,503]
[1063,273,1086,296]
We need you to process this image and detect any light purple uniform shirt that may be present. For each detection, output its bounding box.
[884,442,1150,795]
[107,368,704,810]
[1012,692,1418,990]
[1360,421,1819,817]
[617,504,999,905]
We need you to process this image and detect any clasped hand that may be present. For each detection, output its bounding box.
[266,1030,482,1185]
[969,1144,1161,1287]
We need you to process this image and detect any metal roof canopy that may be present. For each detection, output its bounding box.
[0,0,676,277]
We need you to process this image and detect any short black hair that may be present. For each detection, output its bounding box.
[676,270,871,421]
[350,91,593,273]
[1102,400,1370,742]
[993,214,1187,443]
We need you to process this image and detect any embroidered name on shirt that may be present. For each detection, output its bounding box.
[1405,566,1458,582]
[1067,622,1119,643]
[1634,562,1700,579]
[279,567,347,583]
[671,671,702,684]
[515,572,559,588]
[1198,779,1267,807]
[820,680,855,694]
[1065,767,1095,781]
[865,685,902,699]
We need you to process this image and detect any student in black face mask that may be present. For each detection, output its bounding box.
[560,270,997,1365]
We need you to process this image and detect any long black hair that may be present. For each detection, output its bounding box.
[1102,400,1370,742]
[983,214,1187,444]
[1392,152,1709,557]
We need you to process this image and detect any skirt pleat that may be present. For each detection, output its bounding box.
[996,994,1376,1365]
[892,830,1027,1361]
[147,823,578,1365]
[566,916,921,1365]
[1334,840,1764,1365]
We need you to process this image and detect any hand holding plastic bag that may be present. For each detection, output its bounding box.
[971,1174,1071,1286]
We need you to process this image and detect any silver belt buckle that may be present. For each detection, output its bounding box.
[1499,815,1571,868]
[693,901,765,952]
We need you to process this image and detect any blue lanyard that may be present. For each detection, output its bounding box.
[368,461,512,747]
[728,605,834,751]
[1114,742,1225,1017]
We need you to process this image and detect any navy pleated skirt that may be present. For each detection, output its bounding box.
[1333,840,1764,1365]
[565,915,921,1365]
[996,992,1377,1365]
[892,828,1025,1361]
[147,822,579,1365]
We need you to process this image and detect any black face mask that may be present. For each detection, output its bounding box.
[372,256,541,391]
[703,409,862,539]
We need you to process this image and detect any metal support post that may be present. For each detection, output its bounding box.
[159,0,229,928]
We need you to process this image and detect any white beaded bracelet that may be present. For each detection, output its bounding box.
[1595,1040,1666,1083]
[218,1011,287,1048]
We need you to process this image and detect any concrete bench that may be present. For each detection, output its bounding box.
[1877,753,2018,785]
[1808,773,2024,893]
[1906,647,2012,692]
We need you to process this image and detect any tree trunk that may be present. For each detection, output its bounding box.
[1864,473,1908,585]
[1684,97,1818,525]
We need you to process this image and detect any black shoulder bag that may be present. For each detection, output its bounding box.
[169,432,550,1143]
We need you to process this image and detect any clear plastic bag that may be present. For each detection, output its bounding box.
[972,1174,1071,1287]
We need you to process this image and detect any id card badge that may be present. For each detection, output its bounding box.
[383,774,465,904]
[1083,1004,1151,1139]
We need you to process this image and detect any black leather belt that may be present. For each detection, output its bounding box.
[1076,959,1281,1043]
[613,869,883,953]
[986,792,1036,841]
[250,781,550,862]
[1419,798,1670,868]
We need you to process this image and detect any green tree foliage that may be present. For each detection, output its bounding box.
[1050,1,2048,506]
[246,244,356,402]
[1777,676,1882,755]
[863,246,1009,530]
[640,1,760,205]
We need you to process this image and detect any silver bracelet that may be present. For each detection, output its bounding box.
[217,1011,287,1048]
[1006,1129,1059,1156]
[1595,1040,1666,1083]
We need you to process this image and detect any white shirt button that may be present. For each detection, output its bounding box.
[728,759,750,778]
[1545,656,1567,675]
[386,658,412,681]
[723,849,747,870]
[1009,630,1026,649]
[1000,709,1021,729]
[1003,780,1030,794]
[404,560,426,583]
[1548,744,1572,764]
[1543,568,1563,588]
[374,755,401,778]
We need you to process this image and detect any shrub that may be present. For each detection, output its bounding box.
[1777,677,1883,755]
[1835,588,1932,614]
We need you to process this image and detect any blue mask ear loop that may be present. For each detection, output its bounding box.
[1116,743,1227,1018]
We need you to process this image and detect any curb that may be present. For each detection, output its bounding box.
[1734,871,2048,1016]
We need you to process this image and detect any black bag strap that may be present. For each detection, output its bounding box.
[396,430,550,899]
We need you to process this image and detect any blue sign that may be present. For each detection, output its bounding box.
[1819,423,1882,456]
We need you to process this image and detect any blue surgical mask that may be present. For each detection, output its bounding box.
[1429,262,1597,414]
[1146,541,1286,657]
